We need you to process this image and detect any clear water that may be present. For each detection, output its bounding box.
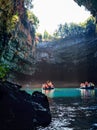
[22,88,97,130]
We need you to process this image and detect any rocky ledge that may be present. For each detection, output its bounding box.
[35,36,97,82]
[0,80,51,130]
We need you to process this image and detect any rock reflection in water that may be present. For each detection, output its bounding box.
[38,88,97,130]
[42,89,55,98]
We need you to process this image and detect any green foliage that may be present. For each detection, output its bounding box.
[36,33,42,42]
[7,14,19,33]
[54,16,96,38]
[0,0,34,44]
[27,10,39,29]
[0,64,9,79]
[43,30,53,41]
[85,17,96,35]
[0,0,34,31]
[43,30,49,40]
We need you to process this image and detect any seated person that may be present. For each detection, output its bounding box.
[80,83,85,87]
[85,81,89,87]
[89,82,95,87]
[46,80,54,88]
[42,83,49,89]
[42,81,54,89]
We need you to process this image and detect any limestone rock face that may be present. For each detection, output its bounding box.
[2,33,97,83]
[1,21,37,76]
[35,36,97,82]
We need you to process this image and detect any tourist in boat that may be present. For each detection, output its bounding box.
[42,81,54,90]
[80,81,95,89]
[85,81,89,87]
[89,82,95,87]
[47,80,54,89]
[85,81,95,87]
[42,83,49,89]
[80,83,85,88]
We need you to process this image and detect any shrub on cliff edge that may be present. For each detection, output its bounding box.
[0,64,9,80]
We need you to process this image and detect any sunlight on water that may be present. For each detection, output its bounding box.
[22,88,97,130]
[42,88,81,98]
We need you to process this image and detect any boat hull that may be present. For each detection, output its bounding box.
[80,86,95,89]
[42,87,55,90]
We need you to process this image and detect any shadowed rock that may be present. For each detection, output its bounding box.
[0,80,51,130]
[35,36,97,83]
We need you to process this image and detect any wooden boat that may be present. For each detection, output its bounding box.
[42,81,55,90]
[80,86,95,90]
[42,87,55,90]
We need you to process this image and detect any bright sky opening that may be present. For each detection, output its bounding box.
[32,0,91,34]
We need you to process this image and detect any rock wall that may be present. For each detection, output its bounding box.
[0,20,37,77]
[0,80,51,129]
[2,34,97,83]
[34,36,97,83]
[0,0,37,77]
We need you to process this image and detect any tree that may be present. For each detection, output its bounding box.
[36,33,42,42]
[27,10,39,30]
[53,16,96,39]
[85,17,96,36]
[43,30,49,41]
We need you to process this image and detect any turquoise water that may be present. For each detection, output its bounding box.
[22,88,96,98]
[22,88,97,130]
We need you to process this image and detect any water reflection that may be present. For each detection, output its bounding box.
[42,88,96,99]
[42,88,81,98]
[80,89,95,99]
[38,88,97,130]
[42,89,55,98]
[21,87,97,130]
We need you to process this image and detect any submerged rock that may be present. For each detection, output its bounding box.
[0,80,51,130]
